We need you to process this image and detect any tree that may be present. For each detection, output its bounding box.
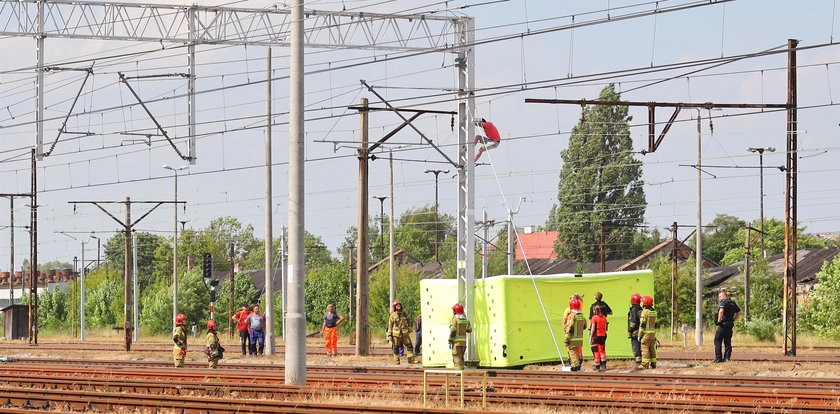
[396,206,455,263]
[800,256,840,339]
[720,218,825,265]
[701,214,746,264]
[369,265,424,338]
[103,232,168,286]
[547,84,646,263]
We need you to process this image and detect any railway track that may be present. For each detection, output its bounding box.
[2,341,838,363]
[6,356,840,389]
[0,359,838,412]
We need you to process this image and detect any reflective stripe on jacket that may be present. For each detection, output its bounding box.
[639,308,657,334]
[449,315,472,343]
[389,311,412,335]
[566,313,586,347]
[173,325,187,349]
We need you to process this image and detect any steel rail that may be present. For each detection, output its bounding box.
[1,363,840,408]
[7,357,840,389]
[0,370,836,413]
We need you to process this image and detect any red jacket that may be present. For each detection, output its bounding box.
[481,121,501,142]
[590,314,607,337]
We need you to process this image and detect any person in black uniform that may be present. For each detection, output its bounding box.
[589,292,613,319]
[627,293,643,365]
[714,291,741,363]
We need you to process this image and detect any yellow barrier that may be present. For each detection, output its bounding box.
[422,369,487,408]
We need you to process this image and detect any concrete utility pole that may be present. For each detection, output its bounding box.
[388,152,396,309]
[132,233,139,342]
[29,149,37,345]
[280,226,287,340]
[355,97,371,356]
[264,47,275,356]
[744,223,752,322]
[285,0,306,385]
[80,239,86,341]
[695,114,704,347]
[670,222,678,341]
[8,196,13,306]
[229,242,235,340]
[423,169,449,263]
[162,164,187,326]
[69,198,182,351]
[748,146,775,258]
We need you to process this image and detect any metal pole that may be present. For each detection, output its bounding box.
[124,197,132,351]
[9,197,13,306]
[695,115,704,347]
[187,6,197,164]
[264,47,276,356]
[783,38,799,357]
[285,0,306,384]
[599,222,606,273]
[670,221,678,341]
[455,16,477,363]
[482,209,489,279]
[355,97,370,356]
[80,240,86,341]
[35,0,44,159]
[29,148,37,345]
[229,242,235,340]
[173,170,179,326]
[434,173,440,263]
[389,152,396,307]
[759,152,766,258]
[507,210,514,276]
[281,226,287,340]
[744,223,751,322]
[132,232,139,342]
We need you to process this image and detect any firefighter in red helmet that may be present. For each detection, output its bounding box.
[173,313,188,367]
[636,296,657,369]
[449,303,472,370]
[388,300,416,365]
[205,320,223,369]
[627,293,643,365]
[564,298,586,371]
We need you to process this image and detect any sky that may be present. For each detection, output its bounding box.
[1,0,839,269]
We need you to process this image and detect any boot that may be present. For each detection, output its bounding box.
[650,362,656,369]
[593,362,600,371]
[258,343,265,355]
[393,355,400,365]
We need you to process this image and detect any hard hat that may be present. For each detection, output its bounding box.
[175,314,187,324]
[630,293,642,305]
[206,320,216,330]
[452,303,464,314]
[392,300,402,309]
[569,298,582,311]
[641,296,654,307]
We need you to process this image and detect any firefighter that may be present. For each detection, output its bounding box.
[172,313,188,368]
[636,296,657,369]
[449,303,472,370]
[627,293,643,365]
[205,320,223,369]
[564,298,586,371]
[387,300,416,365]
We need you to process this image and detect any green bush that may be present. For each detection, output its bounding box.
[369,265,423,339]
[741,318,778,342]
